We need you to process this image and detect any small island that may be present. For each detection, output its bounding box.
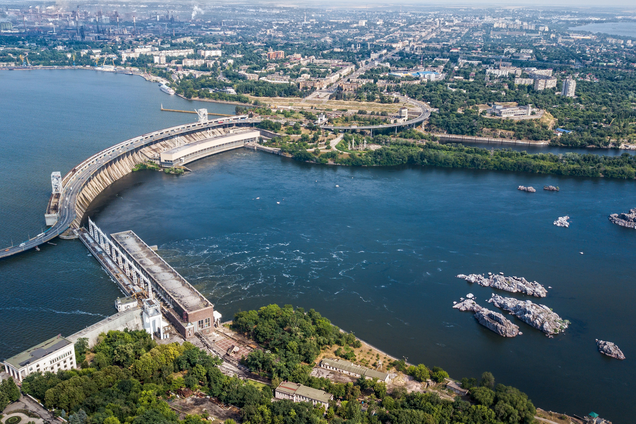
[609,208,636,229]
[457,273,548,298]
[488,294,570,336]
[454,299,521,338]
[596,340,626,360]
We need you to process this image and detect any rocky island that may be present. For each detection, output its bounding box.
[487,294,569,336]
[457,273,548,297]
[544,185,560,191]
[596,339,626,360]
[554,216,570,228]
[609,208,636,229]
[518,185,536,193]
[453,298,521,337]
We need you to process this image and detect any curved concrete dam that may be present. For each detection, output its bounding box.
[0,115,260,259]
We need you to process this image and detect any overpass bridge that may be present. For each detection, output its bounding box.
[320,96,431,133]
[0,115,261,260]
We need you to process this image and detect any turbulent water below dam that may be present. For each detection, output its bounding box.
[1,70,635,422]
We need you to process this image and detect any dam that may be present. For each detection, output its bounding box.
[0,113,261,259]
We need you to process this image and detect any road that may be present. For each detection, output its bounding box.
[320,95,431,131]
[0,117,260,260]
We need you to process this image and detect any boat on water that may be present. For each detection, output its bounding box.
[160,84,175,95]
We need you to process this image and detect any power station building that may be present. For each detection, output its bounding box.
[110,230,216,339]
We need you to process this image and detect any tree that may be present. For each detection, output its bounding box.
[471,386,496,407]
[1,377,20,402]
[103,417,121,424]
[75,338,89,363]
[481,372,495,389]
[68,409,88,424]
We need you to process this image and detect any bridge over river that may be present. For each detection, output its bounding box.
[0,115,260,260]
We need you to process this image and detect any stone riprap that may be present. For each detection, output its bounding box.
[609,208,636,229]
[487,294,569,336]
[453,299,521,337]
[457,273,548,298]
[596,340,626,360]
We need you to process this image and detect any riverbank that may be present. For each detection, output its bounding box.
[176,93,256,107]
[260,140,636,179]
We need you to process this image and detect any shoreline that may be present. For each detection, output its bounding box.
[2,66,633,151]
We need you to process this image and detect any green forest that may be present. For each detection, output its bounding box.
[271,138,636,179]
[16,304,539,424]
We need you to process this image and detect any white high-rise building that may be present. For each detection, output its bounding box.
[562,78,576,97]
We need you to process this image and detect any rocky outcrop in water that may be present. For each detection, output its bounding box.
[609,208,636,229]
[475,309,521,338]
[596,340,625,360]
[553,216,570,228]
[487,294,569,336]
[518,186,536,193]
[453,299,521,337]
[457,273,548,298]
[453,299,480,312]
[544,185,559,191]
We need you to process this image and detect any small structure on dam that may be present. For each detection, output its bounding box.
[159,129,260,167]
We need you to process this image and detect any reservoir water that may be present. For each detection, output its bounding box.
[1,70,634,422]
[569,21,636,38]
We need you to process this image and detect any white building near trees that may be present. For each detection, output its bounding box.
[3,335,76,382]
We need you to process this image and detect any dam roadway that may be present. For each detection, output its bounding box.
[0,116,259,260]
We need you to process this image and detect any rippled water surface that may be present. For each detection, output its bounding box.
[1,70,635,422]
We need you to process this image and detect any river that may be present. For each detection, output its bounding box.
[0,70,634,422]
[569,21,636,38]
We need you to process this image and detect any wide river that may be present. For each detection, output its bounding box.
[1,70,634,422]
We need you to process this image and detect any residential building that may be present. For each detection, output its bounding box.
[154,55,166,65]
[3,335,76,382]
[514,78,534,86]
[267,50,285,60]
[183,59,206,67]
[562,78,576,97]
[198,49,222,58]
[275,381,332,409]
[320,358,389,382]
[534,77,557,91]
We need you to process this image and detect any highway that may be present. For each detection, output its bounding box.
[0,116,259,260]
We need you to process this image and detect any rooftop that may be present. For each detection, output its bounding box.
[163,129,258,157]
[276,381,332,404]
[111,231,212,314]
[4,335,71,368]
[321,357,388,381]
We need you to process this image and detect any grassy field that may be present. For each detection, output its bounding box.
[247,95,410,114]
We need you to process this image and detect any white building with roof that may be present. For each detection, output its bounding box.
[320,357,389,382]
[275,381,332,409]
[3,335,76,382]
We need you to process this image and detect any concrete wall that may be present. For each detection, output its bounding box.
[67,307,144,348]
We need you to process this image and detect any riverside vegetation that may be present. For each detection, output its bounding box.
[18,304,538,424]
[266,134,636,179]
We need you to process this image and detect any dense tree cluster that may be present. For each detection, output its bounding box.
[0,376,21,411]
[328,142,636,179]
[21,330,271,424]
